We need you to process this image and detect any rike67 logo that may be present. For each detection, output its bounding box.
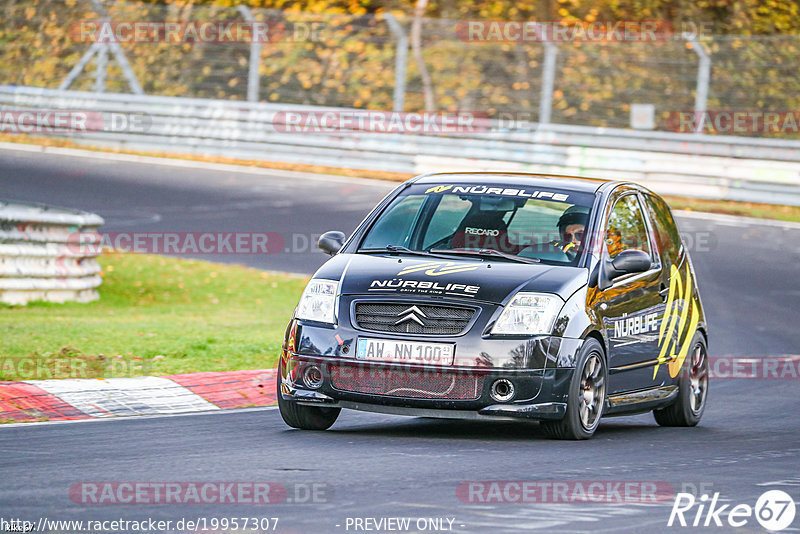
[669,489,796,531]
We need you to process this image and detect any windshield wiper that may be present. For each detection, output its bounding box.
[359,245,455,260]
[430,248,540,264]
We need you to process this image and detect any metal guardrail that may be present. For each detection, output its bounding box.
[0,200,104,305]
[2,85,800,205]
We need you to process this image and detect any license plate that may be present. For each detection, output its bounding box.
[355,338,455,366]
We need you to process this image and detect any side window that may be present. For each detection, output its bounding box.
[645,194,682,266]
[422,195,472,249]
[605,195,651,260]
[361,195,424,249]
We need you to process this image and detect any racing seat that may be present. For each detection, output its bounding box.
[450,208,517,253]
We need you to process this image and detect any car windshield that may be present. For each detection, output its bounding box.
[359,183,595,265]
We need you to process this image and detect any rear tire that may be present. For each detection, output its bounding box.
[540,338,606,440]
[653,332,708,427]
[277,373,340,430]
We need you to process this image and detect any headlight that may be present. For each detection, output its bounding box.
[296,279,339,324]
[491,292,563,335]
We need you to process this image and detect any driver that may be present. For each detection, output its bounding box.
[555,205,589,257]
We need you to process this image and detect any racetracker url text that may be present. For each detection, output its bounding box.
[0,517,279,533]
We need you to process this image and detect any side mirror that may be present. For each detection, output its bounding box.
[607,249,652,280]
[318,231,346,255]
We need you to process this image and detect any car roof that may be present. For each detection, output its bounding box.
[411,172,619,194]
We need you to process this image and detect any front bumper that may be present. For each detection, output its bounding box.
[279,308,583,419]
[279,340,581,420]
[296,397,567,422]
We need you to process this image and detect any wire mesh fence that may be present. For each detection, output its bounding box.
[2,0,800,136]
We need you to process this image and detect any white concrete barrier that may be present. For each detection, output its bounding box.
[0,201,104,305]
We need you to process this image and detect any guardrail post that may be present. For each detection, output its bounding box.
[384,13,408,112]
[684,33,711,134]
[539,41,557,125]
[237,5,262,102]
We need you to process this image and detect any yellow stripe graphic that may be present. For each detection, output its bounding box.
[398,261,480,277]
[659,265,679,340]
[655,266,682,377]
[670,304,699,378]
[397,262,447,275]
[426,265,480,275]
[673,269,693,352]
[655,263,699,379]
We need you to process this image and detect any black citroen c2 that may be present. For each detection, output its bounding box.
[278,173,709,439]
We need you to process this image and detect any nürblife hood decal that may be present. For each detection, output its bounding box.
[314,254,588,304]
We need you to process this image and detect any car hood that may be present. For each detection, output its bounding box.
[313,253,588,304]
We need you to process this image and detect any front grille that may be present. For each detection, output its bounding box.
[353,302,475,335]
[330,364,483,400]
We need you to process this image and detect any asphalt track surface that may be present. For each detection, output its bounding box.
[1,147,799,533]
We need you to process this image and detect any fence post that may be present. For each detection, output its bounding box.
[237,5,262,103]
[89,0,144,94]
[384,13,408,112]
[539,41,557,126]
[59,42,102,91]
[58,0,145,94]
[685,33,711,133]
[94,44,108,93]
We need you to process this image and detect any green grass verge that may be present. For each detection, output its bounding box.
[0,252,307,381]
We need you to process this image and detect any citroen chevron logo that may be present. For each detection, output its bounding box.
[394,305,427,326]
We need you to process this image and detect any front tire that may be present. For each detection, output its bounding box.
[277,374,341,430]
[653,332,708,427]
[540,338,606,440]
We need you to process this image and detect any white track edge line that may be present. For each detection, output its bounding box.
[0,405,278,429]
[674,210,800,230]
[0,142,394,188]
[2,141,798,229]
